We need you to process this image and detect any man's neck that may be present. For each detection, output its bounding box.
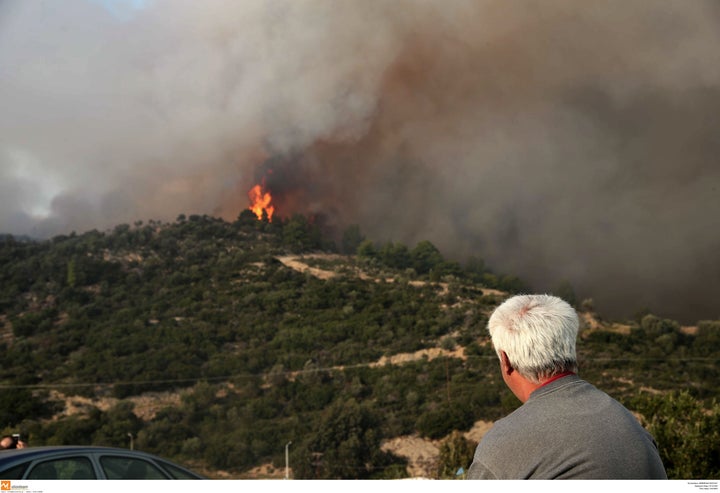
[517,371,576,403]
[538,371,576,389]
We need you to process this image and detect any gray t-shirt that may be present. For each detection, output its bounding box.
[467,374,667,479]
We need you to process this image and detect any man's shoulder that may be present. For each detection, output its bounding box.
[478,404,533,442]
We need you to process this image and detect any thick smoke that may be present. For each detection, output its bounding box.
[1,0,719,322]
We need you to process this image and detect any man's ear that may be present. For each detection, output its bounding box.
[500,351,514,375]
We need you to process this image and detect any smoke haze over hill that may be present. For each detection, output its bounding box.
[1,0,719,322]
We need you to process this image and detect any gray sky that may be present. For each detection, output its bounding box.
[1,0,719,322]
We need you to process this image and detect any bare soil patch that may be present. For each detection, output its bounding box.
[276,255,339,280]
[50,390,181,421]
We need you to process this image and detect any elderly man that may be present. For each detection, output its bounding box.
[467,294,667,479]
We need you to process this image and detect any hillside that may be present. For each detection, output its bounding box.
[1,212,719,479]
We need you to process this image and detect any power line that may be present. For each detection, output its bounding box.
[0,354,716,390]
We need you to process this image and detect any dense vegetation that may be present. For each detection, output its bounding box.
[0,212,718,479]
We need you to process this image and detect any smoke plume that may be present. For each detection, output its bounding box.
[1,0,719,322]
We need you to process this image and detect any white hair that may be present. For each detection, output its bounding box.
[488,294,579,383]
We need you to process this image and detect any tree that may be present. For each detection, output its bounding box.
[693,320,720,356]
[93,401,144,447]
[640,314,680,339]
[356,239,377,259]
[632,391,720,479]
[235,209,259,230]
[341,225,365,254]
[497,275,527,293]
[11,310,55,338]
[292,399,399,479]
[436,431,476,479]
[282,214,321,252]
[40,408,104,446]
[66,259,77,288]
[0,388,55,428]
[379,242,411,270]
[410,240,444,275]
[416,402,474,440]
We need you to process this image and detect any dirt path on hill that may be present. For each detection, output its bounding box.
[276,254,341,280]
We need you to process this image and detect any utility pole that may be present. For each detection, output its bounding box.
[127,433,134,450]
[445,359,452,403]
[285,441,292,479]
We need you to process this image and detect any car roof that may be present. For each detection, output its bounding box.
[0,445,205,478]
[1,445,159,460]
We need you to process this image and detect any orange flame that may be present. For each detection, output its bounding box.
[248,181,274,221]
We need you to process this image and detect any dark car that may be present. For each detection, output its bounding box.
[0,446,205,480]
